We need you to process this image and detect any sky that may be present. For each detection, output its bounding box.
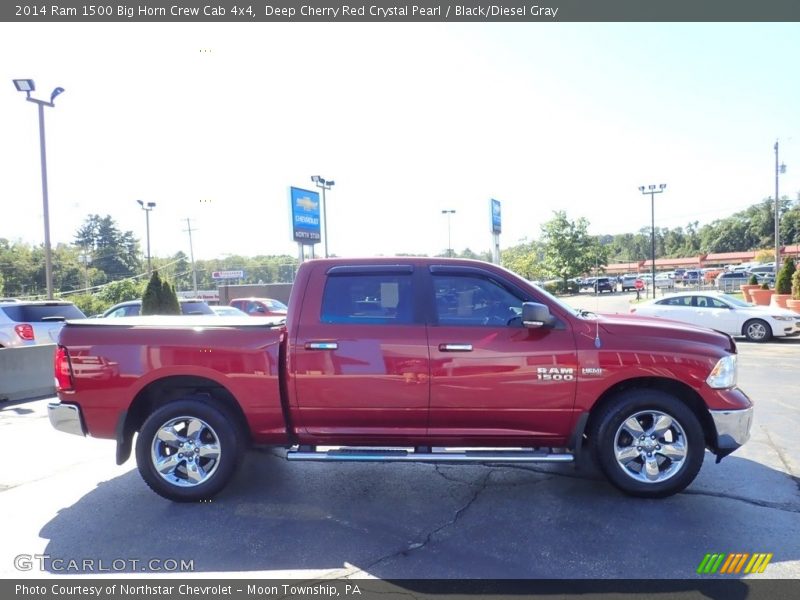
[1,22,799,263]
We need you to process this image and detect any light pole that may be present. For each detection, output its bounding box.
[639,184,667,299]
[13,79,65,300]
[311,175,335,258]
[442,209,456,257]
[774,141,787,278]
[137,200,156,273]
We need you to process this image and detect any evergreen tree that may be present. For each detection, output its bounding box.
[142,270,181,315]
[776,257,796,295]
[141,270,163,315]
[160,279,181,315]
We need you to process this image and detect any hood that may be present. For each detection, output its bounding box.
[594,312,736,353]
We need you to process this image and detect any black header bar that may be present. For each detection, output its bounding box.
[3,0,800,22]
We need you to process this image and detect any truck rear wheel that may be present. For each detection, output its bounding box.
[135,398,242,502]
[591,390,704,498]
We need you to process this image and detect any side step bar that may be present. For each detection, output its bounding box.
[286,446,574,463]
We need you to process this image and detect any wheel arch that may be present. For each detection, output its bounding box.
[741,318,772,342]
[115,375,250,465]
[584,377,716,449]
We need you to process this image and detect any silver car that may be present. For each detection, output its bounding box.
[0,300,86,348]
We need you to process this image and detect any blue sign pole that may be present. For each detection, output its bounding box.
[490,199,502,264]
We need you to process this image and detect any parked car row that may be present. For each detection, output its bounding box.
[0,296,288,347]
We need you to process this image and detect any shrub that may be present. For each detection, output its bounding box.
[760,282,770,290]
[70,294,109,317]
[748,274,758,286]
[776,257,796,295]
[792,269,800,300]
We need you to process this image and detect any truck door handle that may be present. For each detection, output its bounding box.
[305,341,339,350]
[439,343,473,352]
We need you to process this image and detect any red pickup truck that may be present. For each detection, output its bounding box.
[48,258,753,502]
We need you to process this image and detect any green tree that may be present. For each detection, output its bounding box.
[98,278,146,306]
[502,239,546,281]
[540,211,606,286]
[75,215,141,281]
[70,294,108,317]
[141,270,162,315]
[160,278,180,314]
[142,270,179,315]
[776,257,796,295]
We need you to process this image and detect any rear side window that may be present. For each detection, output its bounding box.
[180,302,214,315]
[321,275,413,325]
[658,296,693,307]
[0,304,85,322]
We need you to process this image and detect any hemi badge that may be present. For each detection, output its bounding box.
[582,368,603,375]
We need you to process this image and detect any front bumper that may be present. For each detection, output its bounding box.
[47,402,86,437]
[709,406,753,453]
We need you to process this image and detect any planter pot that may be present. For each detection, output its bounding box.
[771,294,791,309]
[739,284,760,303]
[750,289,774,306]
[787,299,800,313]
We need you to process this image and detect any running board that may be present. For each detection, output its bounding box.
[286,446,574,463]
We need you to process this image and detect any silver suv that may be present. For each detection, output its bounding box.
[0,300,86,348]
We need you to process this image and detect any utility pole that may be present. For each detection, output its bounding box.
[137,200,156,273]
[183,218,199,296]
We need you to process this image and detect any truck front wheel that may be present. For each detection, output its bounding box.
[592,390,705,498]
[135,398,242,502]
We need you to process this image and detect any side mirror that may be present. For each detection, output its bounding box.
[522,302,554,329]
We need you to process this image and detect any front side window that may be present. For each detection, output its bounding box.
[433,274,523,326]
[321,274,413,325]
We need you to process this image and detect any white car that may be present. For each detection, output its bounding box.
[630,291,800,343]
[0,300,86,347]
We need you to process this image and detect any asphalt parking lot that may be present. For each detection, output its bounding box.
[1,293,798,579]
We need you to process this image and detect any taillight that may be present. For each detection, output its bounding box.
[54,346,74,391]
[14,324,34,341]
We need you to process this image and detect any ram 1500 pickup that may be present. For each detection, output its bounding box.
[48,258,753,501]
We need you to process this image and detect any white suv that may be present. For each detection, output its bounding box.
[0,300,86,348]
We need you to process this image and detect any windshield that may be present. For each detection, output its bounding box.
[721,294,752,308]
[529,283,592,319]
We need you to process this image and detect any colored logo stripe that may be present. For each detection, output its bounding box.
[698,553,773,574]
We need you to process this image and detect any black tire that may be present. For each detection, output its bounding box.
[742,319,772,343]
[135,397,243,502]
[591,389,705,498]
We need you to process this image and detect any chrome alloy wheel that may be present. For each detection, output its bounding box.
[613,410,688,484]
[745,320,769,342]
[151,416,222,487]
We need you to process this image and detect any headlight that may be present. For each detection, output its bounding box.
[706,355,737,389]
[771,316,795,321]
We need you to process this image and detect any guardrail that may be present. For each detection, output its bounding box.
[0,344,56,402]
